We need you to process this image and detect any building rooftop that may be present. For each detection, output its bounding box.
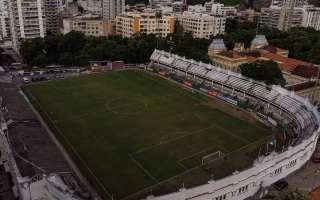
[251,35,269,48]
[208,39,227,51]
[259,51,312,72]
[261,45,288,55]
[217,51,246,59]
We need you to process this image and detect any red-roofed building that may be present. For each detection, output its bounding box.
[208,37,320,104]
[258,51,313,73]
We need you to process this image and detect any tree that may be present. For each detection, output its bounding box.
[33,53,48,67]
[19,37,46,66]
[0,48,13,65]
[240,61,286,86]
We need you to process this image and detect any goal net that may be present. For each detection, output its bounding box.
[202,150,225,165]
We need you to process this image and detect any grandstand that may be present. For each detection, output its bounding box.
[150,49,319,146]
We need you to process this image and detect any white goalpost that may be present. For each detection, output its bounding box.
[201,150,225,165]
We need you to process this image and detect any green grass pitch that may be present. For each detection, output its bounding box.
[23,70,272,199]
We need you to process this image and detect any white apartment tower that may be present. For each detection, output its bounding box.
[102,0,125,19]
[0,0,11,41]
[8,0,46,50]
[301,5,320,30]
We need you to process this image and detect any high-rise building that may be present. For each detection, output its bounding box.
[301,5,320,30]
[282,0,308,7]
[271,0,307,7]
[0,0,11,42]
[277,0,307,30]
[177,11,226,39]
[260,3,320,31]
[102,0,125,19]
[8,0,46,50]
[45,0,63,33]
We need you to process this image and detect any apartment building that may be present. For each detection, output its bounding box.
[260,4,320,31]
[102,0,125,19]
[8,0,46,50]
[63,15,114,36]
[177,11,226,39]
[0,0,10,42]
[115,11,174,38]
[44,0,62,33]
[149,0,173,8]
[204,1,237,18]
[188,5,206,13]
[301,5,320,30]
[78,0,102,16]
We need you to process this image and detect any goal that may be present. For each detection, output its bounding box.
[202,150,225,165]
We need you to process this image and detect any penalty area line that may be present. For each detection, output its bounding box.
[128,154,159,183]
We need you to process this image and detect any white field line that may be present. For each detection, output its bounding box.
[176,160,188,170]
[26,91,113,199]
[131,125,217,156]
[177,145,222,163]
[128,154,159,183]
[213,123,251,144]
[122,135,272,200]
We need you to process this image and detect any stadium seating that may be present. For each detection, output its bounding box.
[150,49,319,144]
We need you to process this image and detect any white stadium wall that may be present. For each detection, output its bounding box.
[145,49,320,200]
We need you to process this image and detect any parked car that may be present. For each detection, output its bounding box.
[274,180,288,191]
[23,77,31,83]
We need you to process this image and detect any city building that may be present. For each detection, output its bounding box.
[7,0,46,50]
[301,5,320,30]
[260,6,303,30]
[172,1,187,13]
[260,0,320,31]
[207,36,320,103]
[63,14,114,36]
[236,9,260,23]
[188,4,206,13]
[102,0,125,19]
[177,11,226,39]
[208,39,255,72]
[271,0,308,7]
[281,0,308,7]
[205,1,237,18]
[115,11,174,38]
[0,0,11,42]
[149,0,173,8]
[78,0,102,16]
[45,0,63,33]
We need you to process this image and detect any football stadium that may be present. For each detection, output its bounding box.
[23,50,320,200]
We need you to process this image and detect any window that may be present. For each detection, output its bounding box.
[238,185,249,194]
[214,194,227,200]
